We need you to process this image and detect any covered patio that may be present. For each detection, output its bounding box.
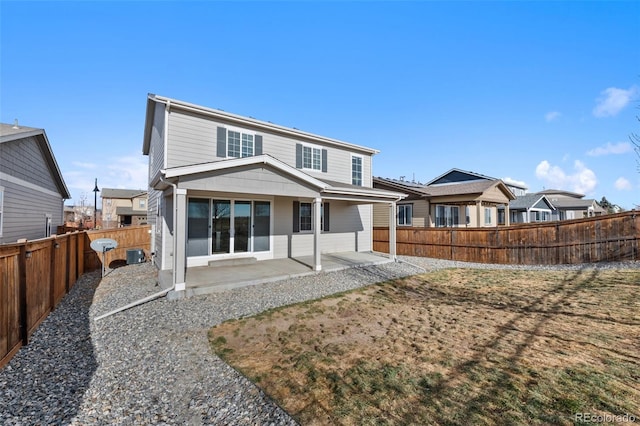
[159,251,394,297]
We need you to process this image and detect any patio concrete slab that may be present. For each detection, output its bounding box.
[159,251,393,297]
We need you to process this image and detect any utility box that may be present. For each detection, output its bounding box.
[126,249,145,265]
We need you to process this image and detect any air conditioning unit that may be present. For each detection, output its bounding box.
[126,249,145,265]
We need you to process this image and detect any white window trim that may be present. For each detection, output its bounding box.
[300,143,323,171]
[484,207,492,225]
[435,204,460,227]
[226,126,255,159]
[299,201,328,232]
[397,203,413,226]
[351,154,363,186]
[45,213,52,238]
[299,202,313,232]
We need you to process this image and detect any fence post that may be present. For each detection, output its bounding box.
[49,238,56,311]
[65,235,71,292]
[18,245,28,346]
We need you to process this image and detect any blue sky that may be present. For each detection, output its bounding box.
[1,1,639,209]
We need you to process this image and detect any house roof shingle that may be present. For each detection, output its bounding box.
[101,188,147,199]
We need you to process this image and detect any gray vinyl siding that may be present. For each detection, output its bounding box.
[273,197,370,258]
[147,188,162,267]
[149,103,166,181]
[162,193,174,271]
[167,111,218,168]
[179,167,320,198]
[165,110,374,187]
[0,135,60,193]
[0,178,63,244]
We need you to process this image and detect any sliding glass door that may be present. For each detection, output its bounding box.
[187,198,210,256]
[253,201,270,252]
[212,200,231,254]
[233,201,251,253]
[187,198,271,257]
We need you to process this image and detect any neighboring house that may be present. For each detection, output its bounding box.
[0,122,71,244]
[142,94,405,291]
[101,188,148,228]
[507,193,556,224]
[373,169,516,228]
[536,189,606,220]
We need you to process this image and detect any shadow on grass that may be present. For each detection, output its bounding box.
[0,271,100,424]
[412,267,639,425]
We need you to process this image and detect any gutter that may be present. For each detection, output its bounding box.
[94,172,178,321]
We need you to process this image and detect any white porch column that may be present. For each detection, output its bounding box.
[389,201,397,260]
[174,188,187,291]
[476,201,482,227]
[313,197,322,271]
[505,205,510,226]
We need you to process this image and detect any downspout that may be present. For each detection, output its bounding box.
[95,172,177,321]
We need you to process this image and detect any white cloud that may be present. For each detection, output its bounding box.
[614,177,632,190]
[502,177,528,189]
[63,153,148,206]
[545,111,561,122]
[592,85,638,117]
[586,141,633,156]
[535,159,597,195]
[71,161,98,169]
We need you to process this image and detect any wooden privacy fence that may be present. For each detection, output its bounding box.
[374,211,639,265]
[0,225,150,368]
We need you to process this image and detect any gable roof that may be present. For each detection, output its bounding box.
[374,175,516,201]
[0,123,71,199]
[373,176,429,197]
[101,188,147,199]
[547,197,606,212]
[143,94,380,156]
[537,189,585,199]
[160,154,405,203]
[509,194,555,210]
[425,168,496,186]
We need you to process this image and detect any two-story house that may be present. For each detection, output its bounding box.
[101,188,148,228]
[142,94,405,292]
[0,122,70,244]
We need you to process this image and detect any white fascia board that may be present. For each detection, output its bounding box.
[322,187,406,202]
[152,94,379,155]
[162,155,329,190]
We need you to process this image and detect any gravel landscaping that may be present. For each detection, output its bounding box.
[1,255,638,425]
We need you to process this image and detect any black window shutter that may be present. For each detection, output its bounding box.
[323,202,330,232]
[295,143,302,168]
[321,149,328,173]
[217,127,227,157]
[293,201,300,232]
[255,135,263,155]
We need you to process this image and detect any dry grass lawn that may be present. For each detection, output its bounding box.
[209,267,640,425]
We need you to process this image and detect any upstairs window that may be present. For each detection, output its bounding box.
[352,155,363,186]
[217,127,261,159]
[296,144,327,172]
[228,130,254,158]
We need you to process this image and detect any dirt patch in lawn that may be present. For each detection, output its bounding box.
[209,268,640,425]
